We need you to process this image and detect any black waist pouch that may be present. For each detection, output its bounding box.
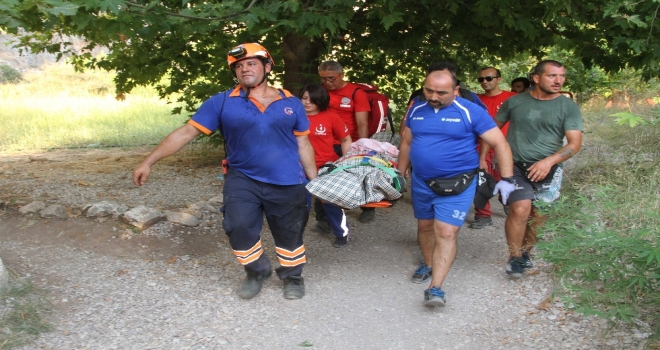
[515,162,559,185]
[424,170,477,196]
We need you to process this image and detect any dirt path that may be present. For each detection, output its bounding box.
[0,148,643,349]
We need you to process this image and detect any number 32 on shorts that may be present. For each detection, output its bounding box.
[452,210,466,220]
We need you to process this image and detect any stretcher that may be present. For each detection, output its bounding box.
[306,149,405,210]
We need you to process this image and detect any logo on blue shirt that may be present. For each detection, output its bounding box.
[441,118,461,122]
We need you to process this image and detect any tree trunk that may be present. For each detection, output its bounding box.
[280,32,324,94]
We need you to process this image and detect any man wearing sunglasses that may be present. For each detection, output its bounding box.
[317,61,377,224]
[470,67,518,229]
[133,43,317,300]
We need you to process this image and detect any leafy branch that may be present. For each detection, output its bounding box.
[123,0,258,21]
[648,3,660,46]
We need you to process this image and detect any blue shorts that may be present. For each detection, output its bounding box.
[411,171,477,227]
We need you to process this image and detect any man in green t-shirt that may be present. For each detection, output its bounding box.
[493,60,583,278]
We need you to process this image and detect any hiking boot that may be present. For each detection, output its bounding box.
[313,220,331,234]
[411,263,432,284]
[521,251,534,270]
[506,257,525,279]
[332,235,349,248]
[469,217,493,229]
[283,275,305,300]
[358,208,376,223]
[424,286,446,307]
[237,269,272,299]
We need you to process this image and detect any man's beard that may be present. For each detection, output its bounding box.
[538,84,561,95]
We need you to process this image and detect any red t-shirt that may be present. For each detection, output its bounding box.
[307,110,350,168]
[326,83,371,141]
[477,91,517,137]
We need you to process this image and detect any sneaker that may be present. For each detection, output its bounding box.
[358,208,376,223]
[506,257,525,279]
[411,263,432,284]
[469,216,493,229]
[332,235,349,248]
[283,275,305,299]
[424,286,446,307]
[503,205,510,215]
[521,251,534,270]
[313,221,331,234]
[238,269,272,299]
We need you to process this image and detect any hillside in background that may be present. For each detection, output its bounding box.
[0,33,107,72]
[0,33,58,71]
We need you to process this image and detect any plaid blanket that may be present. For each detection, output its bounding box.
[370,131,401,148]
[306,151,404,209]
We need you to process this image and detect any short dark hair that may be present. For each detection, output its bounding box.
[533,60,564,76]
[426,60,458,77]
[298,83,330,111]
[479,66,502,77]
[510,77,530,89]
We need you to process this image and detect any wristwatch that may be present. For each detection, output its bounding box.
[501,177,516,184]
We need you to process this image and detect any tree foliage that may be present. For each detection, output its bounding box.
[1,0,658,117]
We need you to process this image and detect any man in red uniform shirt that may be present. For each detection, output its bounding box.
[318,61,376,223]
[471,67,517,229]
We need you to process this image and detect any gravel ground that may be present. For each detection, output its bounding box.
[0,147,652,349]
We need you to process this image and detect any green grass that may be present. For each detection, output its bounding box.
[0,274,53,349]
[0,63,187,152]
[537,103,660,341]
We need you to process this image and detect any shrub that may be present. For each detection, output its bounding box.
[0,275,53,348]
[537,107,660,340]
[0,64,22,83]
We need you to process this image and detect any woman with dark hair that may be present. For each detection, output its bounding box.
[299,83,353,247]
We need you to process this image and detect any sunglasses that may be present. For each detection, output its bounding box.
[477,76,499,82]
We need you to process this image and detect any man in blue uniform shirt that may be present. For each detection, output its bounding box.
[133,43,317,300]
[398,70,515,306]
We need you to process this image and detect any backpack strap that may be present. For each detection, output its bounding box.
[458,87,474,102]
[386,106,395,135]
[350,85,360,102]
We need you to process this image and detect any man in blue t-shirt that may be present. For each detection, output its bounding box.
[397,70,515,307]
[133,43,317,300]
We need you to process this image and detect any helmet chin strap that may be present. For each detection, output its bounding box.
[243,65,269,101]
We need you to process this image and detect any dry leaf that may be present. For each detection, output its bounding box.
[538,296,552,311]
[167,256,177,264]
